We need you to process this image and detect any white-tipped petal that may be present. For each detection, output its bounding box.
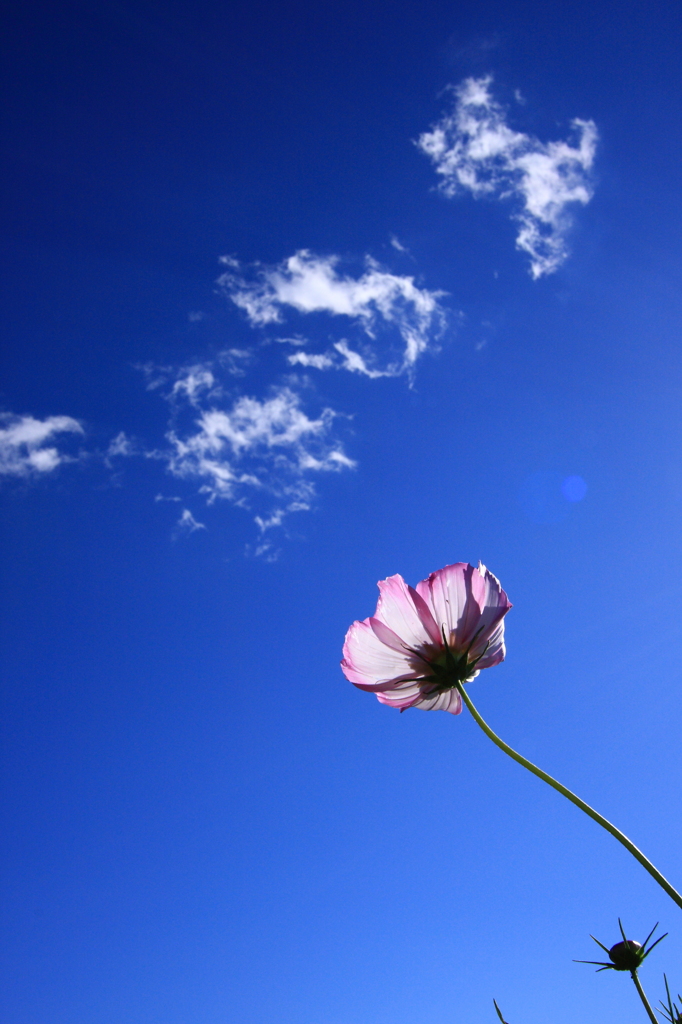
[413,687,463,715]
[374,574,441,648]
[341,618,421,690]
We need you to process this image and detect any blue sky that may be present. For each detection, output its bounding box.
[2,0,682,1021]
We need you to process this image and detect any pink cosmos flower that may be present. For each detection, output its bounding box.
[341,562,511,714]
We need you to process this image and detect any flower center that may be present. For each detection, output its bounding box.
[409,626,490,696]
[403,626,489,697]
[422,645,472,693]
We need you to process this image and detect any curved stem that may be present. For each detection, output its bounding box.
[454,681,682,913]
[631,970,660,1024]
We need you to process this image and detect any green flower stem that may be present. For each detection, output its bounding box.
[631,970,660,1024]
[454,681,682,913]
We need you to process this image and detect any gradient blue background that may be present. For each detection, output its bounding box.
[2,1,681,1021]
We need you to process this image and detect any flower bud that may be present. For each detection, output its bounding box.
[607,939,643,971]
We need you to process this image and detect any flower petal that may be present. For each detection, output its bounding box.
[416,562,477,646]
[341,618,423,691]
[374,574,442,648]
[375,677,465,714]
[467,564,512,659]
[471,621,506,668]
[416,562,512,654]
[412,687,463,714]
[375,680,427,710]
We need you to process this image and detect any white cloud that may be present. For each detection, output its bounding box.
[417,76,598,277]
[333,340,393,378]
[104,349,358,548]
[132,351,356,536]
[274,335,307,347]
[0,413,84,478]
[136,361,173,392]
[140,356,356,536]
[218,348,252,377]
[171,365,219,404]
[218,250,446,376]
[287,351,336,371]
[176,508,206,533]
[288,337,432,379]
[249,538,280,562]
[139,351,252,409]
[124,243,453,549]
[107,431,136,458]
[254,501,309,534]
[166,386,354,505]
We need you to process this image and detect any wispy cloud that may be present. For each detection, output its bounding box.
[136,350,251,406]
[110,358,356,540]
[287,351,337,371]
[0,413,84,478]
[418,76,598,278]
[176,508,206,533]
[165,386,354,506]
[218,348,252,377]
[219,250,446,377]
[107,431,137,459]
[170,365,221,405]
[389,235,409,254]
[102,247,449,549]
[286,340,396,378]
[121,249,448,547]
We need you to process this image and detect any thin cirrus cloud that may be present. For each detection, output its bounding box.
[219,250,447,377]
[0,413,84,477]
[175,508,206,534]
[110,358,357,547]
[418,75,598,278]
[165,387,354,501]
[106,248,448,549]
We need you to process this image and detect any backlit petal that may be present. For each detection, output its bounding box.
[470,620,506,667]
[374,574,441,648]
[376,681,428,710]
[467,565,512,658]
[413,687,463,714]
[416,562,476,646]
[341,618,422,690]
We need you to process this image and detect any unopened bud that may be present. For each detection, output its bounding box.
[607,939,643,971]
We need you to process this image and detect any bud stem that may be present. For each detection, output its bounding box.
[454,681,682,913]
[631,970,660,1024]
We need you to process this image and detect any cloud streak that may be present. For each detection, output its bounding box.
[165,387,354,503]
[0,413,84,478]
[112,358,356,540]
[418,76,598,277]
[176,508,206,534]
[219,250,446,377]
[12,248,444,547]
